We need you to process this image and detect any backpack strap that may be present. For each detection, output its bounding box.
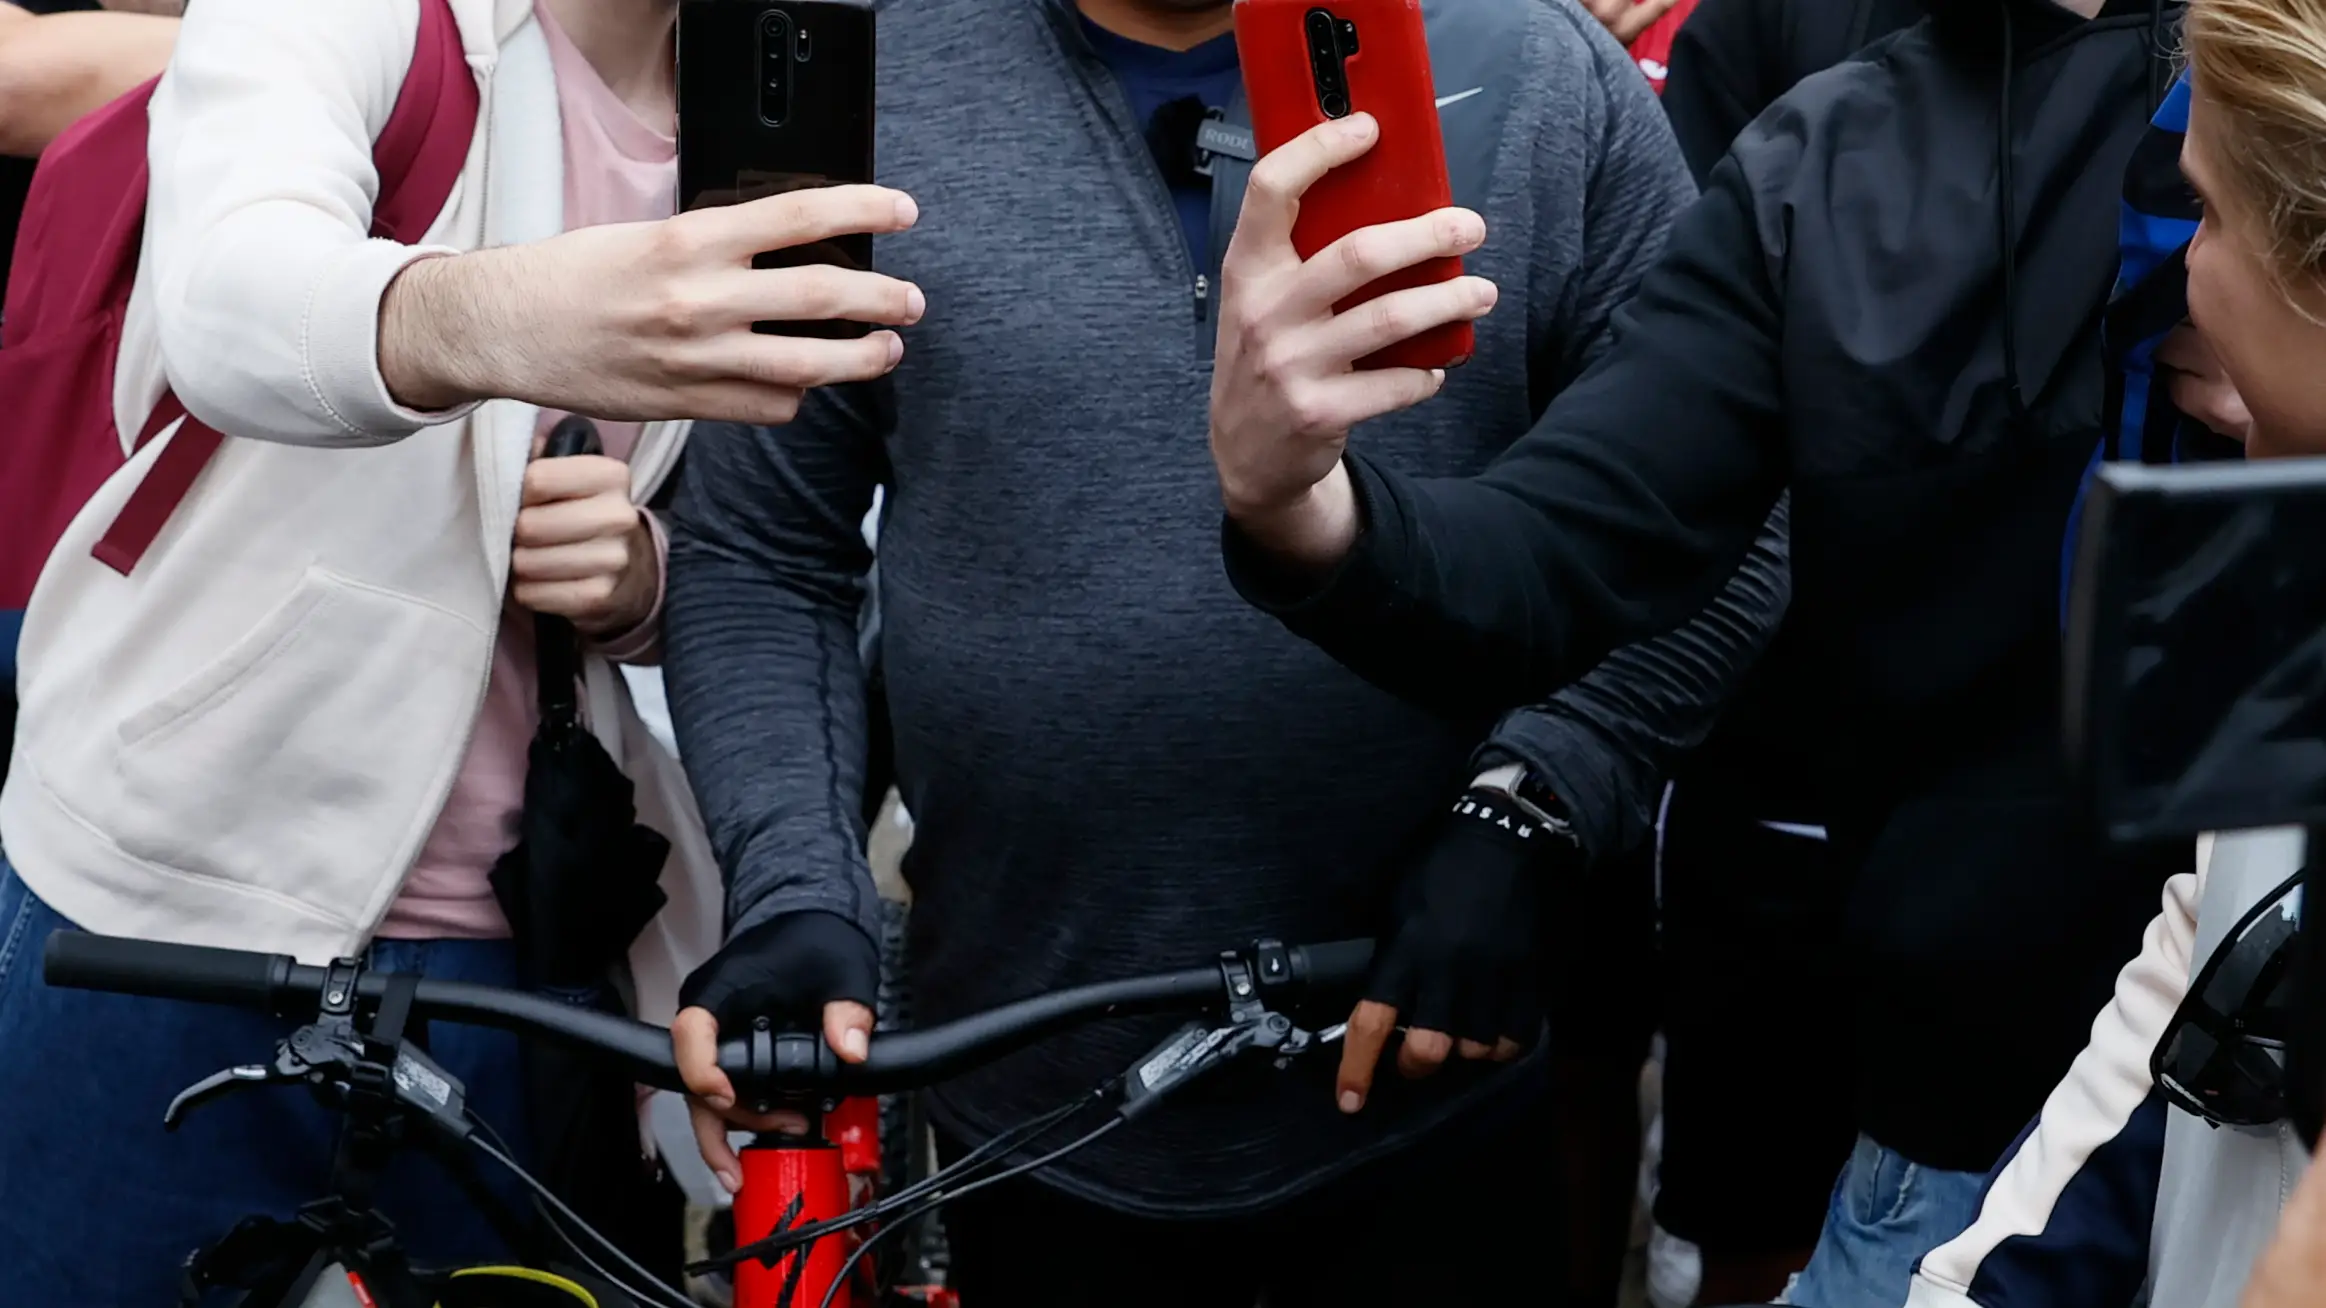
[92,0,479,576]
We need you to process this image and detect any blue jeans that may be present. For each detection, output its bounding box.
[0,857,534,1304]
[1781,1134,1987,1308]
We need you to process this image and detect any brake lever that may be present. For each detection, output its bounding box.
[1268,1019,1347,1069]
[163,1064,277,1131]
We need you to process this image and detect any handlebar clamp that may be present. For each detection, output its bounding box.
[318,957,363,1017]
[736,1020,840,1115]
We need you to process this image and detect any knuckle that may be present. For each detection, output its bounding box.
[1251,339,1300,389]
[1229,297,1273,341]
[1246,165,1289,207]
[650,213,713,267]
[1365,295,1413,342]
[645,284,718,340]
[1284,386,1334,434]
[1338,231,1382,280]
[783,266,847,318]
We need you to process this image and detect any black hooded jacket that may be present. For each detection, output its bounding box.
[1229,0,2187,1170]
[1661,0,1926,180]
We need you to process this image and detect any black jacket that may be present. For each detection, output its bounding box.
[1229,0,2185,1171]
[1661,0,1925,181]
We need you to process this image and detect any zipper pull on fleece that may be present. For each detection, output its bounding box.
[1194,273,1209,323]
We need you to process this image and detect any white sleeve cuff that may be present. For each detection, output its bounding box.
[301,239,481,442]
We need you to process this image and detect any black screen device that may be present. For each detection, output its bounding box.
[676,0,875,338]
[2063,458,2326,845]
[2062,456,2326,1144]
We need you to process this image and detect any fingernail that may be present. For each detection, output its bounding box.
[707,1093,733,1111]
[906,286,927,322]
[843,1028,869,1060]
[894,194,919,226]
[886,333,904,364]
[1430,368,1446,388]
[718,1169,741,1195]
[1338,1091,1363,1114]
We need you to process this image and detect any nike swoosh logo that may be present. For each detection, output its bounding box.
[1434,87,1484,109]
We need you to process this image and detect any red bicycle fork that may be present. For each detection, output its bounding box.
[731,1098,885,1308]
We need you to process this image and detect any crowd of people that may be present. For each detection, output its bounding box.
[1,0,2324,1305]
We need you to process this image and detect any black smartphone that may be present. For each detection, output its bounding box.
[676,0,875,338]
[2062,458,2326,846]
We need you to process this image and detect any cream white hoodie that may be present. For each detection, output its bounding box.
[0,0,719,1024]
[1906,829,2311,1308]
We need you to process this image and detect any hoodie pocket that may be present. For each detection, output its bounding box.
[109,568,483,921]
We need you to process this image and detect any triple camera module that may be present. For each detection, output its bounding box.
[758,9,813,126]
[1305,8,1361,119]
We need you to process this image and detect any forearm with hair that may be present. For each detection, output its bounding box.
[377,248,529,412]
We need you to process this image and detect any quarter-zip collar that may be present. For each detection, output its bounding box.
[1034,0,1252,359]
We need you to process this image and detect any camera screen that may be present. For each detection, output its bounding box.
[2067,459,2326,842]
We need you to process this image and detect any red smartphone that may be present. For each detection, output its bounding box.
[1233,0,1472,371]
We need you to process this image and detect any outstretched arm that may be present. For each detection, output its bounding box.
[1220,151,1792,717]
[1483,495,1789,862]
[0,2,179,157]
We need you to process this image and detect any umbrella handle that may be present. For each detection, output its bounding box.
[534,417,602,726]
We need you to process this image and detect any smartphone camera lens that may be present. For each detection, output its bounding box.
[759,10,792,125]
[1320,90,1350,118]
[1307,8,1334,49]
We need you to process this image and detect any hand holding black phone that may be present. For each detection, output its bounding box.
[678,0,876,339]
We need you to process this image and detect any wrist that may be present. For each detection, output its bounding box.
[377,249,507,412]
[1223,460,1360,574]
[1464,766,1579,851]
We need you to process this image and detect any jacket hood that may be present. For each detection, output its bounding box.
[1922,0,2180,59]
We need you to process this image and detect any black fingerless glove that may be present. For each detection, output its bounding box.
[679,909,880,1034]
[1364,787,1577,1047]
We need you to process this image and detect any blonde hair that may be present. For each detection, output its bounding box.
[2187,0,2326,293]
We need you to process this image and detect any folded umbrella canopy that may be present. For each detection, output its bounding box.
[488,416,680,1275]
[490,415,670,989]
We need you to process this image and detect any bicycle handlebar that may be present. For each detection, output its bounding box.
[43,931,1374,1100]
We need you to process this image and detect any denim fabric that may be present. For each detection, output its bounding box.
[0,857,534,1304]
[1782,1133,1988,1308]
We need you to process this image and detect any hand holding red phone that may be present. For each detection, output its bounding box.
[1209,113,1498,546]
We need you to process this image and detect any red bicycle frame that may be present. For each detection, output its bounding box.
[729,1097,958,1308]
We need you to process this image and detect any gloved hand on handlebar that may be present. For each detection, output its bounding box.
[672,909,879,1192]
[1337,778,1575,1114]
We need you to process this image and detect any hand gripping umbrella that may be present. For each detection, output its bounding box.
[488,415,680,1275]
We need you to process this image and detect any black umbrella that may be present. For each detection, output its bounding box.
[488,415,680,1275]
[490,415,670,988]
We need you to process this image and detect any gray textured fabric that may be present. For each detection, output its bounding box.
[1488,495,1792,863]
[662,0,1696,1214]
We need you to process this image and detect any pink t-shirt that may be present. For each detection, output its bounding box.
[378,4,678,939]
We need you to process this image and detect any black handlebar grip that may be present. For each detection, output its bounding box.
[1292,939,1375,990]
[42,931,295,1011]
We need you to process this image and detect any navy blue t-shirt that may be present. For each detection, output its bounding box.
[1081,20,1241,269]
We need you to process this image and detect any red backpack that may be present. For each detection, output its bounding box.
[0,0,478,629]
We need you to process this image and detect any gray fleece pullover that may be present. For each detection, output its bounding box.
[662,0,1778,1215]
